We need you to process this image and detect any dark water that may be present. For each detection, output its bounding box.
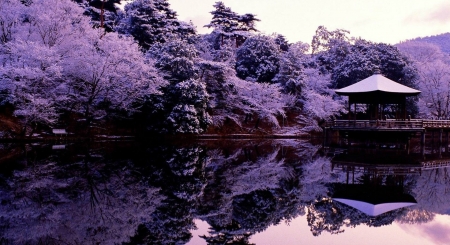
[0,139,449,244]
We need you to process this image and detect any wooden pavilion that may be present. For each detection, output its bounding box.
[324,72,450,157]
[335,72,421,120]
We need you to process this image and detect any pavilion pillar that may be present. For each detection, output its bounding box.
[346,168,349,184]
[380,104,383,120]
[396,104,400,120]
[439,129,443,158]
[445,131,448,152]
[348,102,351,120]
[402,102,406,120]
[375,103,379,120]
[421,130,426,157]
[406,137,410,155]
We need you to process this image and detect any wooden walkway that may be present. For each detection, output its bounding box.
[325,119,450,131]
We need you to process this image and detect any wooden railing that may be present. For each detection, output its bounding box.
[333,159,450,174]
[325,119,450,130]
[332,161,422,175]
[422,120,450,128]
[422,160,450,170]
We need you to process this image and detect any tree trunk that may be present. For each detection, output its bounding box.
[254,118,260,129]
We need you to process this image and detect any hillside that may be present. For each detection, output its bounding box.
[407,33,450,54]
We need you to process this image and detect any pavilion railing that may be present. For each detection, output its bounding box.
[325,119,450,129]
[332,161,422,175]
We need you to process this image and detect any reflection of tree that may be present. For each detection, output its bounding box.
[1,140,439,243]
[196,141,309,244]
[396,208,435,224]
[0,144,162,244]
[299,156,343,203]
[128,197,196,245]
[200,220,255,245]
[307,198,345,236]
[127,145,207,244]
[411,167,450,214]
[232,190,277,232]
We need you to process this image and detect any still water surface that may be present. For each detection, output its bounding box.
[0,139,449,244]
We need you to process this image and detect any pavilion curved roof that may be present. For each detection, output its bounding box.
[335,74,421,96]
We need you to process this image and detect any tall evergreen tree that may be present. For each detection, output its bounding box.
[74,0,121,32]
[205,1,259,47]
[204,1,239,35]
[145,40,211,134]
[119,0,196,51]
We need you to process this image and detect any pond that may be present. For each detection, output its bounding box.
[0,139,449,244]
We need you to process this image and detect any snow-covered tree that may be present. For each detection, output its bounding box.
[299,69,346,131]
[119,0,196,51]
[204,1,239,35]
[0,0,23,44]
[311,25,352,55]
[274,34,290,52]
[63,32,164,126]
[146,40,211,134]
[416,60,450,118]
[198,60,290,130]
[397,41,450,118]
[235,34,282,83]
[331,40,418,90]
[0,0,88,133]
[204,1,259,47]
[272,41,309,94]
[2,39,63,134]
[148,39,199,81]
[146,77,211,134]
[197,31,237,63]
[0,0,165,133]
[165,79,211,134]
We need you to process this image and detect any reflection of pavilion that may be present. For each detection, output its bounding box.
[329,154,450,216]
[332,161,422,184]
[330,151,421,216]
[332,184,417,216]
[332,155,450,184]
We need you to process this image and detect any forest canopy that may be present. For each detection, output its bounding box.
[1,0,443,137]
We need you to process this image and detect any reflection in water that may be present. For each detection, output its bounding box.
[332,184,417,217]
[0,140,449,243]
[0,142,163,244]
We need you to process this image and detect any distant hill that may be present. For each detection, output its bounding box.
[405,33,450,54]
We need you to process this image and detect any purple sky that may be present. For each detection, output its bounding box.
[169,0,450,44]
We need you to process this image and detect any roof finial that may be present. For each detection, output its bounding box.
[373,66,382,75]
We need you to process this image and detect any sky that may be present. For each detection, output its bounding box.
[169,0,450,45]
[188,214,450,245]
